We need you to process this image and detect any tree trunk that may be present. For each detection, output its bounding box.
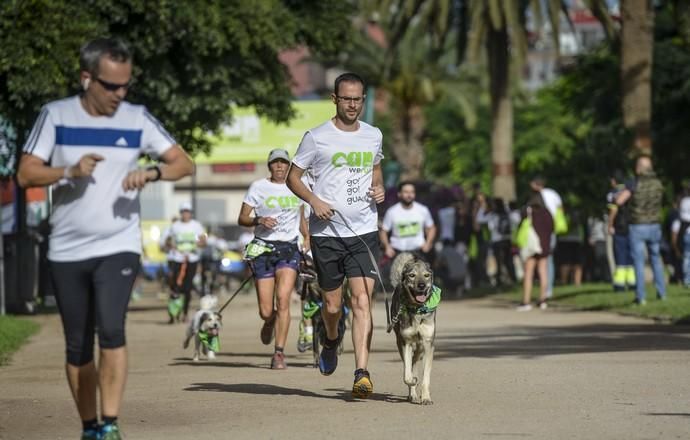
[390,104,425,181]
[621,0,655,155]
[676,0,690,45]
[487,26,515,201]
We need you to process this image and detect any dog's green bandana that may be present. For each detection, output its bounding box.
[302,300,321,319]
[168,296,184,317]
[199,331,220,353]
[405,285,442,314]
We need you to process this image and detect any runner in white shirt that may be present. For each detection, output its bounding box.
[530,176,563,298]
[380,181,436,260]
[238,149,308,370]
[286,73,385,399]
[16,38,193,439]
[160,202,207,323]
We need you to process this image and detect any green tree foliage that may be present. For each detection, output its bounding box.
[424,2,690,213]
[332,7,477,181]
[0,0,352,155]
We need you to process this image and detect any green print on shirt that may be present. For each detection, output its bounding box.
[265,195,301,209]
[331,151,374,170]
[395,221,421,238]
[175,232,198,252]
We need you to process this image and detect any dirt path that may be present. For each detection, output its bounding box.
[2,291,689,439]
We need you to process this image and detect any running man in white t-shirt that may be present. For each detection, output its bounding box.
[160,202,207,323]
[286,72,385,399]
[16,38,194,440]
[238,149,309,370]
[380,181,436,260]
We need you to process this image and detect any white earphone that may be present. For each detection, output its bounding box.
[82,78,91,91]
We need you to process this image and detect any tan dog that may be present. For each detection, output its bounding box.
[389,252,439,405]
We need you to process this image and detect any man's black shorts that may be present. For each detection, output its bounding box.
[310,231,380,291]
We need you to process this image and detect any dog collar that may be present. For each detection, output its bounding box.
[198,331,220,352]
[405,285,442,314]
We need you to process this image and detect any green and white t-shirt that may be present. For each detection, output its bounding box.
[243,178,303,242]
[163,220,205,263]
[382,201,434,251]
[292,120,383,238]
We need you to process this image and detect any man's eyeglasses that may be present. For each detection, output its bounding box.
[95,77,132,92]
[336,95,366,105]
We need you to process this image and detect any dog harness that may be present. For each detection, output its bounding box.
[388,285,442,333]
[409,285,442,314]
[302,300,321,319]
[198,331,220,353]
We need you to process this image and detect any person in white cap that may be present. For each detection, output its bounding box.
[238,148,308,369]
[161,202,207,322]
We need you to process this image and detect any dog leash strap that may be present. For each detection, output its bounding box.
[218,271,254,315]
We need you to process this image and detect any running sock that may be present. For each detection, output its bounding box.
[82,419,99,431]
[274,346,284,354]
[323,336,339,350]
[102,415,118,426]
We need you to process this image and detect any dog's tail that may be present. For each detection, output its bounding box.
[200,295,218,311]
[390,252,416,288]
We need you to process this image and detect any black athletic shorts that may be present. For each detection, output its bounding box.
[310,231,380,291]
[50,252,140,366]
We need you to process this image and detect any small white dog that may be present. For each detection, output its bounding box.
[183,295,223,361]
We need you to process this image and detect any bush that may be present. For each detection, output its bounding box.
[0,316,40,366]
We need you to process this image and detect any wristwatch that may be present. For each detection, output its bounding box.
[146,165,162,182]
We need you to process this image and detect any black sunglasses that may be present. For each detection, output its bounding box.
[95,77,132,92]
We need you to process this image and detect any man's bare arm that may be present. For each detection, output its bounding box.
[369,163,385,204]
[287,164,334,220]
[615,189,631,206]
[122,145,194,191]
[18,153,104,188]
[423,224,437,252]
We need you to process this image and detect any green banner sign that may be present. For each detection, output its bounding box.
[195,100,334,164]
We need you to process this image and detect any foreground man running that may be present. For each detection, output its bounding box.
[17,38,193,439]
[287,72,385,398]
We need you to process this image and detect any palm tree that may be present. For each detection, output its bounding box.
[340,9,478,181]
[375,0,557,200]
[375,0,613,200]
[620,0,654,155]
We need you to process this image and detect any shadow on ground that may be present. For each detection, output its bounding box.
[183,382,408,403]
[431,322,690,360]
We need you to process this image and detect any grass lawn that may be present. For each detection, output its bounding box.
[496,282,690,324]
[0,315,40,366]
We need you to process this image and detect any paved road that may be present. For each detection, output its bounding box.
[1,290,690,440]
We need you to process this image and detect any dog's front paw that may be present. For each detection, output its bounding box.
[420,398,434,405]
[409,395,421,404]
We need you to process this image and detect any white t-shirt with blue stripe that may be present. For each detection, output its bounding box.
[23,96,174,261]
